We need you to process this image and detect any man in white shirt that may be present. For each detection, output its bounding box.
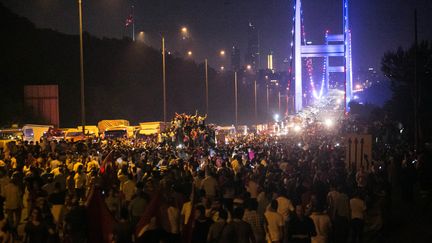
[2,177,21,228]
[274,191,294,222]
[74,165,87,201]
[121,174,136,203]
[264,200,284,243]
[166,198,180,241]
[50,156,62,171]
[327,185,350,243]
[350,192,366,243]
[201,172,218,199]
[310,205,332,243]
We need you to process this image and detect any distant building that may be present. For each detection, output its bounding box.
[231,45,241,71]
[267,51,274,71]
[245,22,260,71]
[24,85,60,127]
[355,67,380,88]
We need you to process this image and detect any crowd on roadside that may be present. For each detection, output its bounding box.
[0,115,430,243]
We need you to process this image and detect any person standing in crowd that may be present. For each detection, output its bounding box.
[64,199,87,243]
[129,190,148,227]
[207,209,229,243]
[201,171,218,200]
[226,207,256,243]
[165,197,180,242]
[350,191,366,243]
[73,165,86,201]
[112,208,133,243]
[243,200,265,243]
[121,174,136,205]
[192,205,213,243]
[287,205,316,243]
[264,200,285,243]
[309,204,332,243]
[327,185,350,243]
[24,208,49,243]
[2,175,21,233]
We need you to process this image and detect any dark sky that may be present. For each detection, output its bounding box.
[3,0,432,73]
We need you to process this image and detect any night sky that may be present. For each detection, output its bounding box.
[3,0,432,73]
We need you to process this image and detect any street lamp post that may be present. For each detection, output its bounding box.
[266,85,269,117]
[278,91,281,115]
[234,71,238,127]
[78,0,85,135]
[205,58,209,116]
[254,80,258,124]
[162,36,167,123]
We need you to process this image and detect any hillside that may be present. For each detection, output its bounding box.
[0,4,248,127]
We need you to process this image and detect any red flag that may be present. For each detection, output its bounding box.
[86,188,117,243]
[100,150,114,174]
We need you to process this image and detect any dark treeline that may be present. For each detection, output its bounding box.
[0,4,270,127]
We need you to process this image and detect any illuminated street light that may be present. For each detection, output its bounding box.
[324,118,334,128]
[220,66,225,71]
[273,114,280,122]
[137,31,145,42]
[180,27,188,40]
[246,64,252,70]
[220,50,226,56]
[187,50,192,56]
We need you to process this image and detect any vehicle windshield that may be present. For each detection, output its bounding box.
[104,130,127,139]
[0,131,23,140]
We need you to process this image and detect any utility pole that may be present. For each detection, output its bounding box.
[254,80,258,123]
[162,36,167,123]
[78,0,85,135]
[414,9,419,151]
[205,59,209,116]
[278,91,281,115]
[266,85,269,116]
[234,71,238,127]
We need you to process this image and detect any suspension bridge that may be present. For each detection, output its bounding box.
[289,0,353,113]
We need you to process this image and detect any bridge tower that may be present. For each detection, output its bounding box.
[293,0,353,112]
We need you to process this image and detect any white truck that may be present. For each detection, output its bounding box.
[22,124,53,142]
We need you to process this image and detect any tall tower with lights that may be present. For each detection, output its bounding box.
[293,0,353,112]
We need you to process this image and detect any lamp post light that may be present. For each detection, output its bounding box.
[266,85,269,116]
[254,80,258,124]
[234,71,238,127]
[205,59,209,116]
[77,0,85,135]
[181,27,188,40]
[278,91,281,115]
[162,36,167,123]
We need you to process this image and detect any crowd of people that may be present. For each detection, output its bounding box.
[0,114,429,243]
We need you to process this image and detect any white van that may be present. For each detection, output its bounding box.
[22,124,53,142]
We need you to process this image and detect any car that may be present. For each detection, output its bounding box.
[0,129,23,150]
[64,130,86,142]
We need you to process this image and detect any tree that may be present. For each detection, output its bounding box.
[381,41,432,146]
